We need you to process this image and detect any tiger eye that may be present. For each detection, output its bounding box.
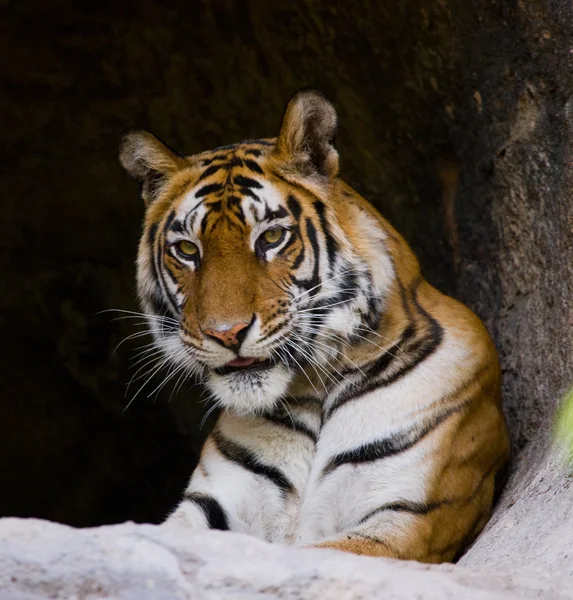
[263,228,284,244]
[175,240,198,257]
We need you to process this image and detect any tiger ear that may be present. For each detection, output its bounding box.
[273,89,339,179]
[119,130,185,204]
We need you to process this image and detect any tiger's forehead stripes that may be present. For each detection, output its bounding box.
[171,140,298,239]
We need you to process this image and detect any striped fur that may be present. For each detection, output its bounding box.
[119,90,510,563]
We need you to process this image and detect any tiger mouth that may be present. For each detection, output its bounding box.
[214,357,274,376]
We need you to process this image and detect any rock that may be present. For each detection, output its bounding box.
[0,518,572,600]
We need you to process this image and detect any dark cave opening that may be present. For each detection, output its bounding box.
[1,1,572,532]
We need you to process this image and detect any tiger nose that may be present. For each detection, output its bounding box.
[203,321,251,349]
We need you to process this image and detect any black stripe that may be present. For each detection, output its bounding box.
[303,217,320,295]
[208,200,223,213]
[320,271,358,308]
[227,195,246,225]
[147,291,173,326]
[244,148,262,157]
[257,318,290,343]
[227,156,244,169]
[147,224,161,293]
[201,156,220,166]
[351,532,400,555]
[365,294,383,330]
[163,258,180,286]
[169,219,184,234]
[147,223,158,248]
[291,243,305,270]
[163,210,176,232]
[358,500,444,525]
[244,159,264,174]
[185,198,206,222]
[240,188,262,203]
[322,403,465,478]
[148,216,178,317]
[313,200,338,268]
[200,212,210,236]
[286,195,302,220]
[277,229,298,257]
[234,175,262,189]
[213,431,294,495]
[264,205,288,221]
[262,412,318,443]
[195,183,223,198]
[325,280,443,419]
[197,164,222,181]
[364,323,417,377]
[155,243,178,316]
[183,493,229,530]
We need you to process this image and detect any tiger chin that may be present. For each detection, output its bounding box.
[119,89,511,563]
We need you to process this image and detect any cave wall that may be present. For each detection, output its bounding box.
[449,1,573,568]
[1,0,572,533]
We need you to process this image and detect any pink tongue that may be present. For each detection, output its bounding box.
[226,357,258,368]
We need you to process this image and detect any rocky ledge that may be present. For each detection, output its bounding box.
[1,517,572,600]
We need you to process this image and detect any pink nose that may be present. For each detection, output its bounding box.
[203,322,250,348]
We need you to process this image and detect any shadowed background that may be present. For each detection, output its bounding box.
[1,0,572,532]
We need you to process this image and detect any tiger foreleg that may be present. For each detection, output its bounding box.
[163,435,235,532]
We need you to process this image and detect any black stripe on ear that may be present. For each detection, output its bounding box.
[183,492,229,530]
[213,431,294,496]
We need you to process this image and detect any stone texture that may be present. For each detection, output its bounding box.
[1,518,572,600]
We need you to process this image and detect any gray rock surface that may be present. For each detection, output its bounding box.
[1,518,572,600]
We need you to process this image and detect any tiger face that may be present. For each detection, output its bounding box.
[120,91,387,414]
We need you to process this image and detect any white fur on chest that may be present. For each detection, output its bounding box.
[173,331,476,546]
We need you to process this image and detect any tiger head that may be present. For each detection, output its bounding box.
[119,90,393,415]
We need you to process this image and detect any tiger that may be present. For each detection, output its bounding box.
[119,89,510,563]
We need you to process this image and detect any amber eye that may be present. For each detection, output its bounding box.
[261,228,285,245]
[174,240,199,259]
